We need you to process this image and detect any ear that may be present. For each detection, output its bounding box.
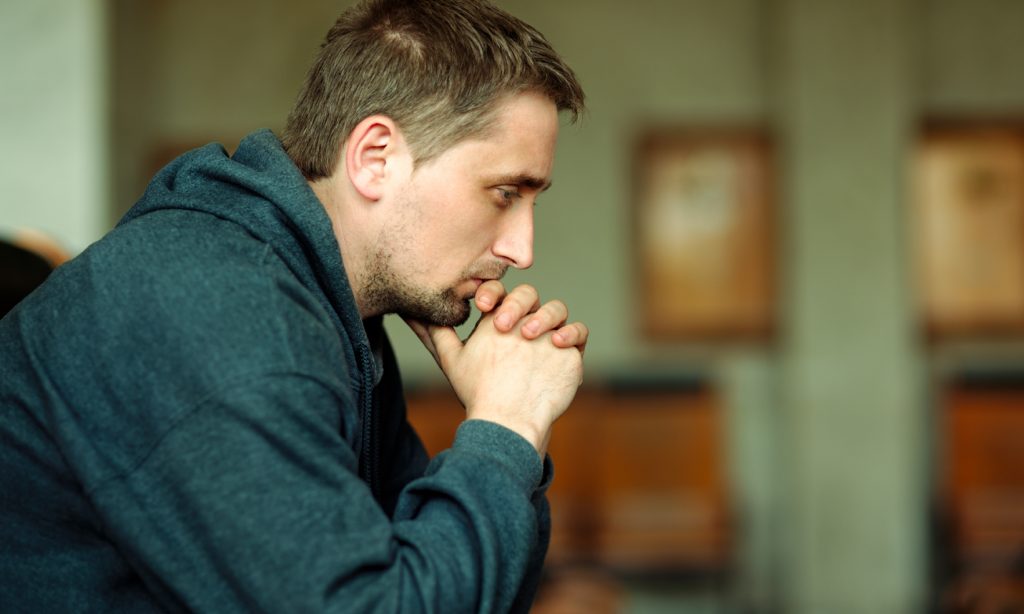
[345,115,404,202]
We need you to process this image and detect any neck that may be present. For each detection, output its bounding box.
[309,177,374,320]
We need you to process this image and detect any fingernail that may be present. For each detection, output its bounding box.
[524,320,540,335]
[496,314,511,329]
[553,332,565,343]
[477,295,493,308]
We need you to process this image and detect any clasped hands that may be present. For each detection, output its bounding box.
[404,281,588,456]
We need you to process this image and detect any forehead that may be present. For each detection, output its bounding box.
[419,91,560,182]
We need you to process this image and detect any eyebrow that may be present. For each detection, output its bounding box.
[489,173,553,193]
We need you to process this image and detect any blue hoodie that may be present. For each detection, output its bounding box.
[0,130,551,613]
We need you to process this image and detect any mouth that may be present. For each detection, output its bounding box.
[460,265,507,298]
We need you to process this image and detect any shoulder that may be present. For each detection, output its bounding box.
[28,208,353,389]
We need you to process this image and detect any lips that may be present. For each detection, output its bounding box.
[461,265,507,298]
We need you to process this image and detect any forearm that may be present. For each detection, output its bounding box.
[508,456,554,613]
[392,421,548,611]
[87,377,548,613]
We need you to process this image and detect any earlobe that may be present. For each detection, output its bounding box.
[345,116,398,202]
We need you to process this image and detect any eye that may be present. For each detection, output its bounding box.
[495,187,522,207]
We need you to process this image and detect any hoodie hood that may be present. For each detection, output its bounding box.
[120,129,370,353]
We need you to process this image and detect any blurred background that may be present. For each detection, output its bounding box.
[3,0,1024,612]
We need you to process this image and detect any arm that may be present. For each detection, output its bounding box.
[88,371,547,613]
[403,283,587,608]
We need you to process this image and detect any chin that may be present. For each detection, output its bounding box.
[433,301,472,327]
[402,296,472,328]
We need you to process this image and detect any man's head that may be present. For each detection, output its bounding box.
[291,0,584,327]
[354,90,561,326]
[282,0,584,179]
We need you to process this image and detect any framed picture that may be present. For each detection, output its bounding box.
[913,124,1024,337]
[632,129,775,340]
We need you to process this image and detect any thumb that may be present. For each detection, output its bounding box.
[402,317,463,369]
[425,324,463,369]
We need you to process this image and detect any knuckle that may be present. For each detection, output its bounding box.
[514,284,539,300]
[547,299,567,315]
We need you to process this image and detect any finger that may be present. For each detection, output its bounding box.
[552,321,589,356]
[493,284,540,332]
[520,299,568,339]
[474,280,507,313]
[426,324,464,369]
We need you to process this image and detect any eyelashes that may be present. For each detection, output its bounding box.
[493,186,540,208]
[496,187,521,207]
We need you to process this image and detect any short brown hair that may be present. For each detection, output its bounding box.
[281,0,585,180]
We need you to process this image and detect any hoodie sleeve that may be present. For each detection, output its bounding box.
[86,371,549,614]
[508,454,554,612]
[371,338,553,612]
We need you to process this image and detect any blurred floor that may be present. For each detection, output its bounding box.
[532,567,731,614]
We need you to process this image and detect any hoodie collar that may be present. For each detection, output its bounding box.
[122,129,373,357]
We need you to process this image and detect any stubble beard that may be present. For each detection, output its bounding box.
[360,187,508,326]
[361,245,505,327]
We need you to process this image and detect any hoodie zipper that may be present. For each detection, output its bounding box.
[357,345,379,497]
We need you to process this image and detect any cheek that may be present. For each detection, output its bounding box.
[407,182,501,269]
[456,216,502,263]
[432,205,500,252]
[404,220,483,278]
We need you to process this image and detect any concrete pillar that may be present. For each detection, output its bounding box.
[772,0,927,610]
[0,0,109,253]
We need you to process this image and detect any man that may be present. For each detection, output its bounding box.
[0,0,587,612]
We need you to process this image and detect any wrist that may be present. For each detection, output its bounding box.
[454,420,546,491]
[466,412,548,457]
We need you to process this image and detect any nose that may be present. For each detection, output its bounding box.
[492,205,534,269]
